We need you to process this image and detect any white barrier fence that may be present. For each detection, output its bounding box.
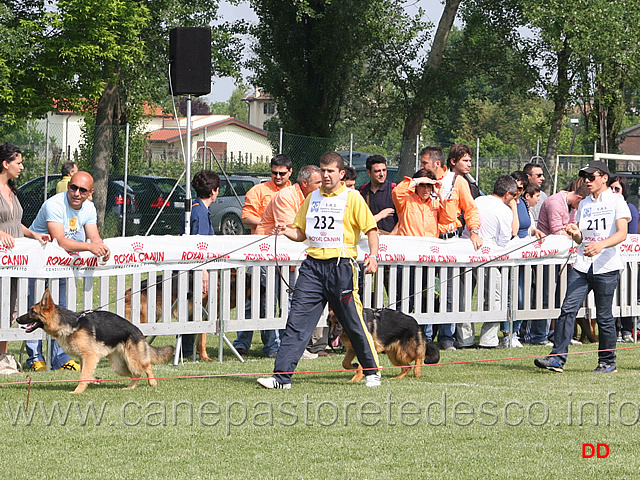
[2,235,640,360]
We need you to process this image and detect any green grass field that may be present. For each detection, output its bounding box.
[2,337,640,480]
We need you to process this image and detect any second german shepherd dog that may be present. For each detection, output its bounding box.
[17,289,174,394]
[328,307,440,382]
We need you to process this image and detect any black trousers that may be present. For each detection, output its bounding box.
[273,256,380,384]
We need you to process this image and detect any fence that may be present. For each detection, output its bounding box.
[2,235,639,365]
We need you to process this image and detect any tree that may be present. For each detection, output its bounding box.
[249,0,391,138]
[38,0,243,228]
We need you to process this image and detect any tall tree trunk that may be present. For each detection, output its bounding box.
[398,0,462,178]
[92,82,119,231]
[544,40,571,194]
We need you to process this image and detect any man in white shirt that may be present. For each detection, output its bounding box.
[462,174,519,347]
[535,161,630,374]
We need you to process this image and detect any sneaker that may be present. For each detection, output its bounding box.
[502,335,524,348]
[300,349,318,359]
[570,338,582,345]
[58,360,81,371]
[365,373,381,387]
[30,360,46,372]
[257,377,291,389]
[623,333,634,343]
[592,363,617,373]
[534,357,564,373]
[532,340,554,347]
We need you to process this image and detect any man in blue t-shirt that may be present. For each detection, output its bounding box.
[27,171,111,371]
[179,170,220,359]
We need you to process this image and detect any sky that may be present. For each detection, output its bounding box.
[205,0,448,103]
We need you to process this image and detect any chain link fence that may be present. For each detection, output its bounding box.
[2,118,607,238]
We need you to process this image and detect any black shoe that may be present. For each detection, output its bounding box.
[534,357,564,373]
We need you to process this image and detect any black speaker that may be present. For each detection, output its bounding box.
[169,27,212,96]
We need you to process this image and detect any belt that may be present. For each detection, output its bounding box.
[439,230,459,240]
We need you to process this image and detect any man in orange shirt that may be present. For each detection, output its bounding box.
[256,165,322,235]
[235,154,293,357]
[241,154,293,233]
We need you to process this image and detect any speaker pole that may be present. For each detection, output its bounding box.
[184,95,192,233]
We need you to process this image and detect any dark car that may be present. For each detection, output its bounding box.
[17,174,141,236]
[355,165,399,189]
[111,175,187,235]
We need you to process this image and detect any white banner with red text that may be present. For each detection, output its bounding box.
[2,233,640,279]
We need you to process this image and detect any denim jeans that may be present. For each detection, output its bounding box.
[549,266,620,366]
[232,266,280,356]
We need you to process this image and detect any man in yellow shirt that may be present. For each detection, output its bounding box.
[257,152,381,388]
[56,161,78,193]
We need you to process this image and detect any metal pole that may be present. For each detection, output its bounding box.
[44,114,50,203]
[122,123,130,236]
[185,96,192,233]
[415,135,420,171]
[349,133,353,166]
[279,128,283,154]
[475,137,480,184]
[203,126,208,169]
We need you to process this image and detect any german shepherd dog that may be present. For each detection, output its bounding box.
[17,289,174,394]
[328,307,440,382]
[124,271,247,361]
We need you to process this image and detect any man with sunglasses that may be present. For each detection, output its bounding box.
[535,161,630,374]
[524,163,547,224]
[25,171,110,371]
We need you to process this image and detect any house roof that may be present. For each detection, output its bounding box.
[148,116,268,144]
[620,123,640,136]
[242,89,273,102]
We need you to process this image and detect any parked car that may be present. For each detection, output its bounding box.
[187,175,269,235]
[354,165,399,189]
[17,174,141,236]
[110,175,187,235]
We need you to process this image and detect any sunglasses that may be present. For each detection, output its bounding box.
[583,173,601,182]
[271,171,288,177]
[68,184,90,195]
[533,173,544,177]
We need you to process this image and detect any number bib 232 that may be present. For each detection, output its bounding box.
[305,188,348,248]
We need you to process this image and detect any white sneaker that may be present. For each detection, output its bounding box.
[257,377,291,389]
[365,373,381,387]
[502,335,524,348]
[300,349,318,359]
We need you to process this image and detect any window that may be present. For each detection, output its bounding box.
[263,102,275,115]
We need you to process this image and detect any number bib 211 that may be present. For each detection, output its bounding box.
[579,204,615,243]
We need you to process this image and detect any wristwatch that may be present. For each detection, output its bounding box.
[471,229,480,235]
[370,254,379,261]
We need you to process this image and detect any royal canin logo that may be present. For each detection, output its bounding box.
[197,242,208,251]
[379,243,388,252]
[0,244,6,253]
[259,242,270,252]
[481,246,491,255]
[632,237,638,243]
[430,245,439,254]
[534,241,542,249]
[131,242,144,252]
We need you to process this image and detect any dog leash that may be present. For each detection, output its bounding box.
[383,232,561,310]
[91,233,277,313]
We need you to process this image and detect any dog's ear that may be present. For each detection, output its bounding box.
[40,289,53,307]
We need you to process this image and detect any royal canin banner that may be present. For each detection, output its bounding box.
[1,234,639,279]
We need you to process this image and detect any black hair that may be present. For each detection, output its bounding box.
[365,155,387,171]
[192,170,220,198]
[0,142,22,195]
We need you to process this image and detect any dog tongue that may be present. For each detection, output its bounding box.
[23,322,38,333]
[330,336,340,348]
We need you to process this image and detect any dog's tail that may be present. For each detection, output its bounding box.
[148,345,174,364]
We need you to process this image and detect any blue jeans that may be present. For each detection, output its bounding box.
[25,279,73,370]
[548,267,619,366]
[232,267,280,356]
